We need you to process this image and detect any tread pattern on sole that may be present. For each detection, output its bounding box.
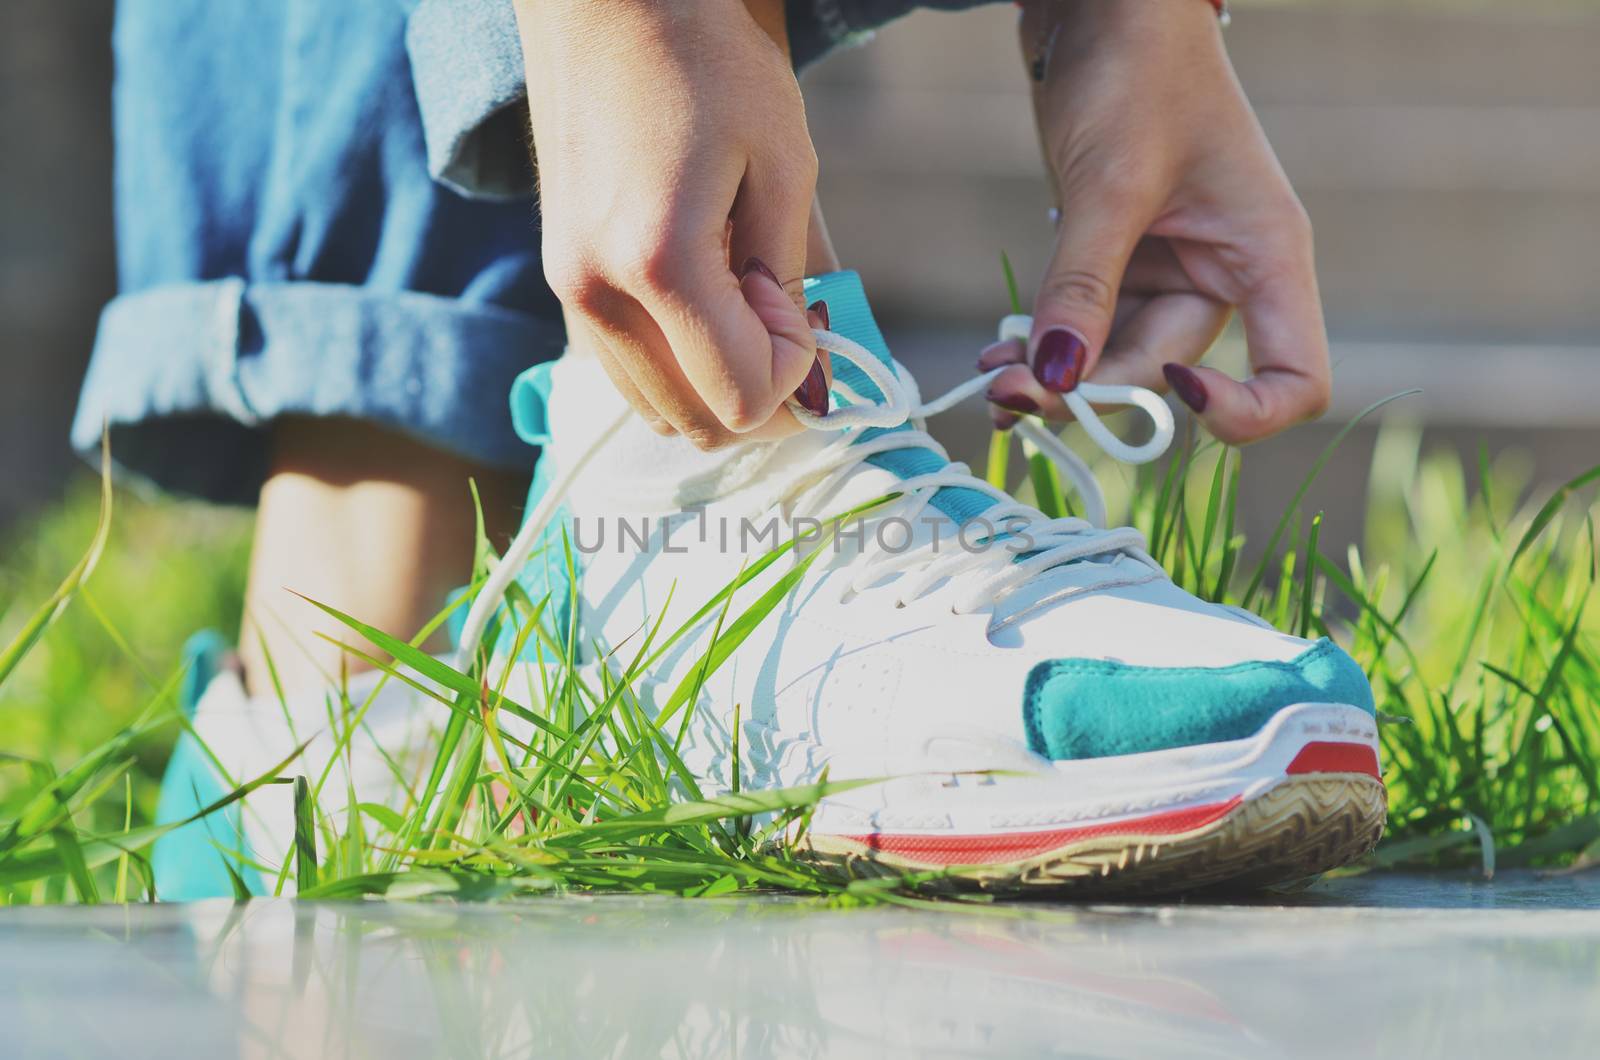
[795,774,1388,898]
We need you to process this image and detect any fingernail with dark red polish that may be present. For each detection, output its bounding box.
[794,356,829,416]
[1033,328,1087,392]
[991,409,1020,431]
[1163,363,1208,413]
[807,300,830,329]
[986,388,1038,415]
[741,256,782,287]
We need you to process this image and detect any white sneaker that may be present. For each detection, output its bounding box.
[464,271,1386,895]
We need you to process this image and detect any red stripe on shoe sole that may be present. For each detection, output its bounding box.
[836,797,1243,867]
[1285,741,1380,778]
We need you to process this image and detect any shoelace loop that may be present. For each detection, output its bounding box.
[791,314,1174,528]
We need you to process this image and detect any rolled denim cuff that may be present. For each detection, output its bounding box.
[73,281,559,504]
[403,0,996,201]
[405,0,533,201]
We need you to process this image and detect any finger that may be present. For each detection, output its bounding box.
[652,279,832,447]
[562,313,675,436]
[673,149,819,431]
[779,301,833,425]
[982,336,1061,427]
[1109,289,1151,342]
[986,291,1229,427]
[637,247,815,439]
[730,265,823,441]
[1168,254,1330,445]
[730,149,816,298]
[800,205,839,416]
[586,273,822,448]
[985,362,1065,425]
[982,295,1156,421]
[580,285,745,449]
[596,347,675,437]
[1029,185,1153,394]
[805,300,834,393]
[977,337,1026,373]
[1120,238,1195,295]
[1089,291,1231,391]
[741,258,817,386]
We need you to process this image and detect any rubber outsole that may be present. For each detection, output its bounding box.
[795,772,1388,898]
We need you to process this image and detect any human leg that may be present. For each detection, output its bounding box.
[238,416,526,697]
[79,0,555,694]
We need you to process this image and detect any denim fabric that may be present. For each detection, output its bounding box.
[76,0,561,503]
[403,0,994,200]
[80,0,992,503]
[403,0,534,201]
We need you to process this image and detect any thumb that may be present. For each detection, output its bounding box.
[739,255,817,387]
[1030,197,1146,394]
[733,257,823,440]
[727,153,819,408]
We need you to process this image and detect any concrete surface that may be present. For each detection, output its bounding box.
[3,871,1597,1059]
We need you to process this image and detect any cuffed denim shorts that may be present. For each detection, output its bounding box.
[77,0,989,503]
[75,0,563,503]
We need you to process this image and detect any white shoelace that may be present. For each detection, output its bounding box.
[456,315,1175,667]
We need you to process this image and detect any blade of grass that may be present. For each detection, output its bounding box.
[986,429,1012,492]
[0,432,113,686]
[1511,463,1600,566]
[1242,390,1419,607]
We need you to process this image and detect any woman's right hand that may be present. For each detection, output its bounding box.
[515,0,825,449]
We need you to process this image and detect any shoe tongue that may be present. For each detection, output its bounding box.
[801,271,997,526]
[803,271,896,384]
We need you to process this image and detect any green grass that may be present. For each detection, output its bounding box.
[1,410,1597,905]
[1033,417,1600,875]
[0,473,250,846]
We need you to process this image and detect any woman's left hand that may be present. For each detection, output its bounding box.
[982,0,1330,446]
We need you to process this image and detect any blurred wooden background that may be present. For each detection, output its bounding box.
[804,3,1600,408]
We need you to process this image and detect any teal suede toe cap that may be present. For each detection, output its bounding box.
[151,731,264,900]
[1023,638,1375,762]
[150,631,264,901]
